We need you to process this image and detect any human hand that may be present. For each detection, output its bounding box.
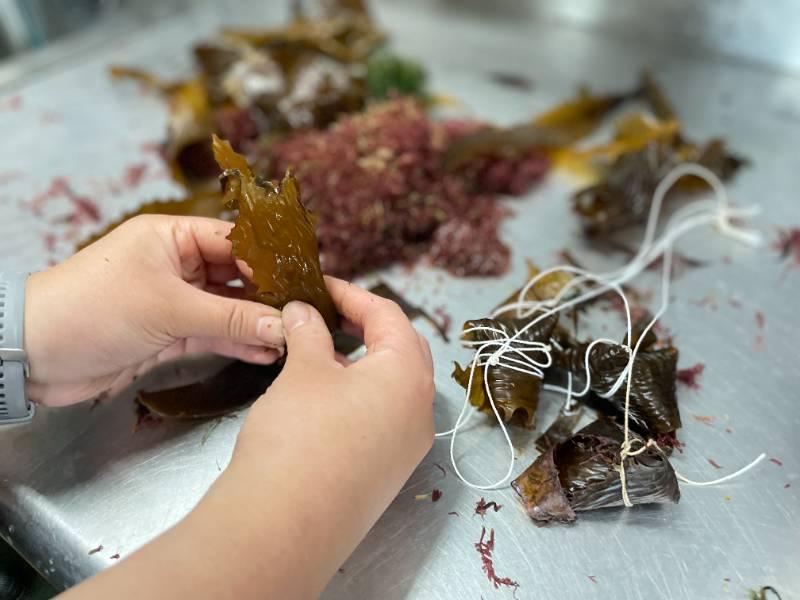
[186,277,435,598]
[24,215,286,407]
[59,277,434,599]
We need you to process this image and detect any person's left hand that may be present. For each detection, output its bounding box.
[24,215,286,407]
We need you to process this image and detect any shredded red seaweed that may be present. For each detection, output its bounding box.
[677,363,705,389]
[475,497,503,518]
[432,489,443,502]
[474,527,519,591]
[110,553,120,560]
[266,99,548,278]
[88,545,103,555]
[587,575,598,584]
[770,458,783,467]
[708,458,723,470]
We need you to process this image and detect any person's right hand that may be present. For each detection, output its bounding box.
[174,276,435,598]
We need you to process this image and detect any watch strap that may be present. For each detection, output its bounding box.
[0,272,35,423]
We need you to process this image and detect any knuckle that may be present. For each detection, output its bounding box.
[225,302,249,338]
[124,213,159,231]
[379,298,404,316]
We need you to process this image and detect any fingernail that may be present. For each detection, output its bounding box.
[256,316,284,346]
[282,301,310,332]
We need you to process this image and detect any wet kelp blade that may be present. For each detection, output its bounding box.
[213,135,338,330]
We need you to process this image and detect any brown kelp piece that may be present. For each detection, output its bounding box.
[559,339,681,435]
[535,406,584,453]
[452,312,559,427]
[573,138,746,238]
[492,261,573,314]
[138,360,282,419]
[513,419,679,525]
[444,87,637,170]
[213,135,337,330]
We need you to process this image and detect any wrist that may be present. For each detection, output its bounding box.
[22,271,50,385]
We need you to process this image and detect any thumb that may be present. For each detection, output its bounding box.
[171,286,285,347]
[282,301,334,366]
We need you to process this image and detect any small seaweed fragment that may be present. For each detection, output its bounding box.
[676,363,705,389]
[213,135,338,330]
[487,71,534,91]
[474,498,502,518]
[774,227,800,269]
[138,361,282,419]
[452,312,559,427]
[748,586,783,600]
[366,52,428,100]
[512,419,680,525]
[474,527,519,591]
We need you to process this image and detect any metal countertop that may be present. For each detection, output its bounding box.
[0,1,797,598]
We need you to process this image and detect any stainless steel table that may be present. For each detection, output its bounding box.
[0,1,797,598]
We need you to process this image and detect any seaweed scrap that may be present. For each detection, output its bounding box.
[138,360,282,419]
[474,527,519,591]
[213,135,338,330]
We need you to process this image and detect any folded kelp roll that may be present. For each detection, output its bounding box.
[556,334,681,437]
[451,311,560,428]
[512,419,680,525]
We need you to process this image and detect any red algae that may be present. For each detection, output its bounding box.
[267,99,547,277]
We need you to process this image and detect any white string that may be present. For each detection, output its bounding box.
[675,453,766,486]
[436,162,766,494]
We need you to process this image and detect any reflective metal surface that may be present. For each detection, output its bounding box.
[0,1,798,598]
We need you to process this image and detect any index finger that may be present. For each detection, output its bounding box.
[325,276,420,355]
